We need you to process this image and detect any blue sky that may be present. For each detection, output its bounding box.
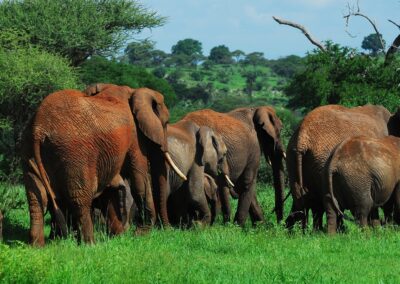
[139,0,399,59]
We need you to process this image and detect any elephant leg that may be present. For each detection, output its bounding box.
[249,196,264,226]
[25,172,48,246]
[234,181,256,226]
[73,204,94,244]
[324,193,337,235]
[106,198,125,236]
[393,185,400,225]
[187,167,211,225]
[219,185,231,223]
[368,207,381,227]
[383,195,394,224]
[354,206,370,228]
[312,207,324,231]
[131,171,156,229]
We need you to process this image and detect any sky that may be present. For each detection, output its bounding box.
[138,0,399,59]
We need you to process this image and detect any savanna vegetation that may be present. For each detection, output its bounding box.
[1,0,400,283]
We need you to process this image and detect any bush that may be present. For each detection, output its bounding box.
[0,34,79,182]
[80,56,177,107]
[286,42,400,113]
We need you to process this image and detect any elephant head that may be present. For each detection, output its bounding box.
[253,106,285,222]
[197,126,233,188]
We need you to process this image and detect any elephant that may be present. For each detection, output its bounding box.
[182,107,285,226]
[324,135,400,234]
[21,84,185,246]
[91,177,134,234]
[164,120,233,226]
[285,104,399,230]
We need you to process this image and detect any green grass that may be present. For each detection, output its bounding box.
[1,185,400,283]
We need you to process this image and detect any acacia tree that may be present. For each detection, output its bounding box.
[0,0,165,66]
[208,45,233,64]
[171,38,203,66]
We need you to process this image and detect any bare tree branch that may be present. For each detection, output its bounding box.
[343,2,385,52]
[272,16,326,52]
[388,19,400,30]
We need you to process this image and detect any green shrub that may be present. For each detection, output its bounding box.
[80,56,176,107]
[0,35,79,182]
[286,42,400,113]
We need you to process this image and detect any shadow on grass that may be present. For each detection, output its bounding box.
[2,214,29,245]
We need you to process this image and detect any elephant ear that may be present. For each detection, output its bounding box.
[130,88,170,152]
[253,107,282,144]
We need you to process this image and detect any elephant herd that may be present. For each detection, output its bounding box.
[17,83,400,246]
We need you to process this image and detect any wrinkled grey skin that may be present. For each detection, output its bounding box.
[165,120,231,226]
[324,135,400,234]
[286,104,400,230]
[183,107,285,226]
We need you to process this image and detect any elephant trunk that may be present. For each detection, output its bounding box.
[266,142,285,223]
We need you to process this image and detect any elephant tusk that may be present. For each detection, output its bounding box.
[165,152,187,181]
[282,151,286,160]
[267,157,272,166]
[225,175,235,188]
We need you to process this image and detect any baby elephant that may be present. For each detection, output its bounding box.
[324,135,400,234]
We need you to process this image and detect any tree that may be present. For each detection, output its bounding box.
[242,69,266,101]
[171,38,203,57]
[80,56,176,106]
[0,0,165,66]
[362,33,386,56]
[285,42,400,113]
[208,45,233,64]
[0,29,79,181]
[231,49,245,63]
[124,39,155,66]
[243,52,266,67]
[268,55,305,78]
[171,39,203,66]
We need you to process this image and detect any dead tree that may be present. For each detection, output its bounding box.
[272,16,326,52]
[273,2,400,65]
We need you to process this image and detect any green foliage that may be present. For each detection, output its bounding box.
[286,42,400,113]
[171,38,203,57]
[0,33,79,181]
[267,55,305,78]
[362,33,385,56]
[170,38,203,66]
[123,39,156,67]
[79,56,176,106]
[209,45,233,64]
[0,184,25,213]
[0,0,165,66]
[242,52,266,67]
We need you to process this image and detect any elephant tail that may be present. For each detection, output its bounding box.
[295,151,305,195]
[326,155,344,217]
[33,138,68,238]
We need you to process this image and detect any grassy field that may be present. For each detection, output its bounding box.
[1,185,400,283]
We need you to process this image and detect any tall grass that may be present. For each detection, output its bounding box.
[1,184,400,283]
